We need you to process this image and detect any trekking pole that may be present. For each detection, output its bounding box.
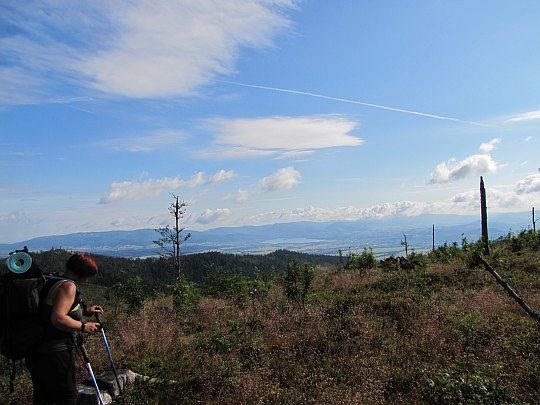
[96,313,125,400]
[78,337,104,405]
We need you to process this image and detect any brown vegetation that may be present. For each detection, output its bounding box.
[2,231,539,404]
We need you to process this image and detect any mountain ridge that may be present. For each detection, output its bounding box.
[0,212,533,258]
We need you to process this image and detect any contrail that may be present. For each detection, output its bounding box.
[220,81,490,127]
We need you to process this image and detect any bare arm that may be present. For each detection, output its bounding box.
[50,282,101,333]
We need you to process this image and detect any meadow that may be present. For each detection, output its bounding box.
[1,230,539,404]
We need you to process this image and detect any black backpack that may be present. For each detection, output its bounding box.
[0,250,47,361]
[0,248,67,392]
[0,273,47,360]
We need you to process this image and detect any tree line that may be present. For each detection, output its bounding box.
[10,248,337,292]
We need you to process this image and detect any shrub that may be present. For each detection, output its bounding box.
[346,247,377,270]
[421,370,518,404]
[172,276,200,312]
[281,260,315,307]
[112,275,146,312]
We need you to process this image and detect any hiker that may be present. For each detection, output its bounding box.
[25,252,104,405]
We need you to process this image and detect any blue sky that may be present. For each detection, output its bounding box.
[1,0,540,243]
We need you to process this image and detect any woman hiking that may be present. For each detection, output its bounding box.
[25,252,104,404]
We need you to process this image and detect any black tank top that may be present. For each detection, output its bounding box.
[39,278,83,352]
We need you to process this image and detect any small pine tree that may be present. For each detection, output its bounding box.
[113,276,146,313]
[172,276,200,313]
[281,260,315,308]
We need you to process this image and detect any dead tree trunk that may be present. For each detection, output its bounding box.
[432,224,435,252]
[401,234,408,258]
[480,257,540,327]
[480,176,490,256]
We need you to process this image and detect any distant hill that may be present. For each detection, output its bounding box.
[0,212,533,258]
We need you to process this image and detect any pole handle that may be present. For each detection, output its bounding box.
[95,312,102,326]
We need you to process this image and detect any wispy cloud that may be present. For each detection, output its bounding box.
[429,154,498,184]
[209,115,362,158]
[507,110,540,122]
[222,81,491,126]
[1,1,296,103]
[0,209,31,224]
[198,147,276,159]
[100,169,235,203]
[96,130,187,152]
[259,167,301,191]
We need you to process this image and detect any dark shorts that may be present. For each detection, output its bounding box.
[25,348,78,405]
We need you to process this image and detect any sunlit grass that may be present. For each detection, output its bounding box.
[1,232,539,404]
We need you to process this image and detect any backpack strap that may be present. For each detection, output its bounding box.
[43,279,81,313]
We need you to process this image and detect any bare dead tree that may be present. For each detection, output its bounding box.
[401,234,409,258]
[432,224,435,253]
[480,176,490,255]
[154,194,191,279]
[480,257,540,327]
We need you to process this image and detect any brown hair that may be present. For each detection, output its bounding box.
[66,252,98,278]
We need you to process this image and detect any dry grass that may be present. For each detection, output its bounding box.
[1,241,539,404]
[94,259,539,404]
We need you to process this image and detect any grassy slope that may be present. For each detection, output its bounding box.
[2,233,539,404]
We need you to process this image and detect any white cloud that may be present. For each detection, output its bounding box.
[516,174,540,194]
[226,188,251,203]
[242,187,529,226]
[259,167,301,191]
[207,170,236,184]
[217,115,362,149]
[209,115,363,158]
[525,136,532,142]
[479,137,501,153]
[1,1,296,102]
[429,154,498,184]
[244,204,410,224]
[507,110,540,122]
[244,201,441,225]
[100,169,234,203]
[196,208,232,225]
[276,150,315,160]
[448,188,523,211]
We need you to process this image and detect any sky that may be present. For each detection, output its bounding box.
[1,0,540,243]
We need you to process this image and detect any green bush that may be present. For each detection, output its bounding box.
[281,260,315,306]
[346,247,377,270]
[172,276,200,312]
[421,370,518,404]
[112,275,146,312]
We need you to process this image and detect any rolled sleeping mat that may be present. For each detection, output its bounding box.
[6,251,33,274]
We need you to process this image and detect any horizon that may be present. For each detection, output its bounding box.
[3,210,533,248]
[2,1,540,244]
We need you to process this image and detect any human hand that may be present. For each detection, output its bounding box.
[85,306,104,316]
[83,322,101,333]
